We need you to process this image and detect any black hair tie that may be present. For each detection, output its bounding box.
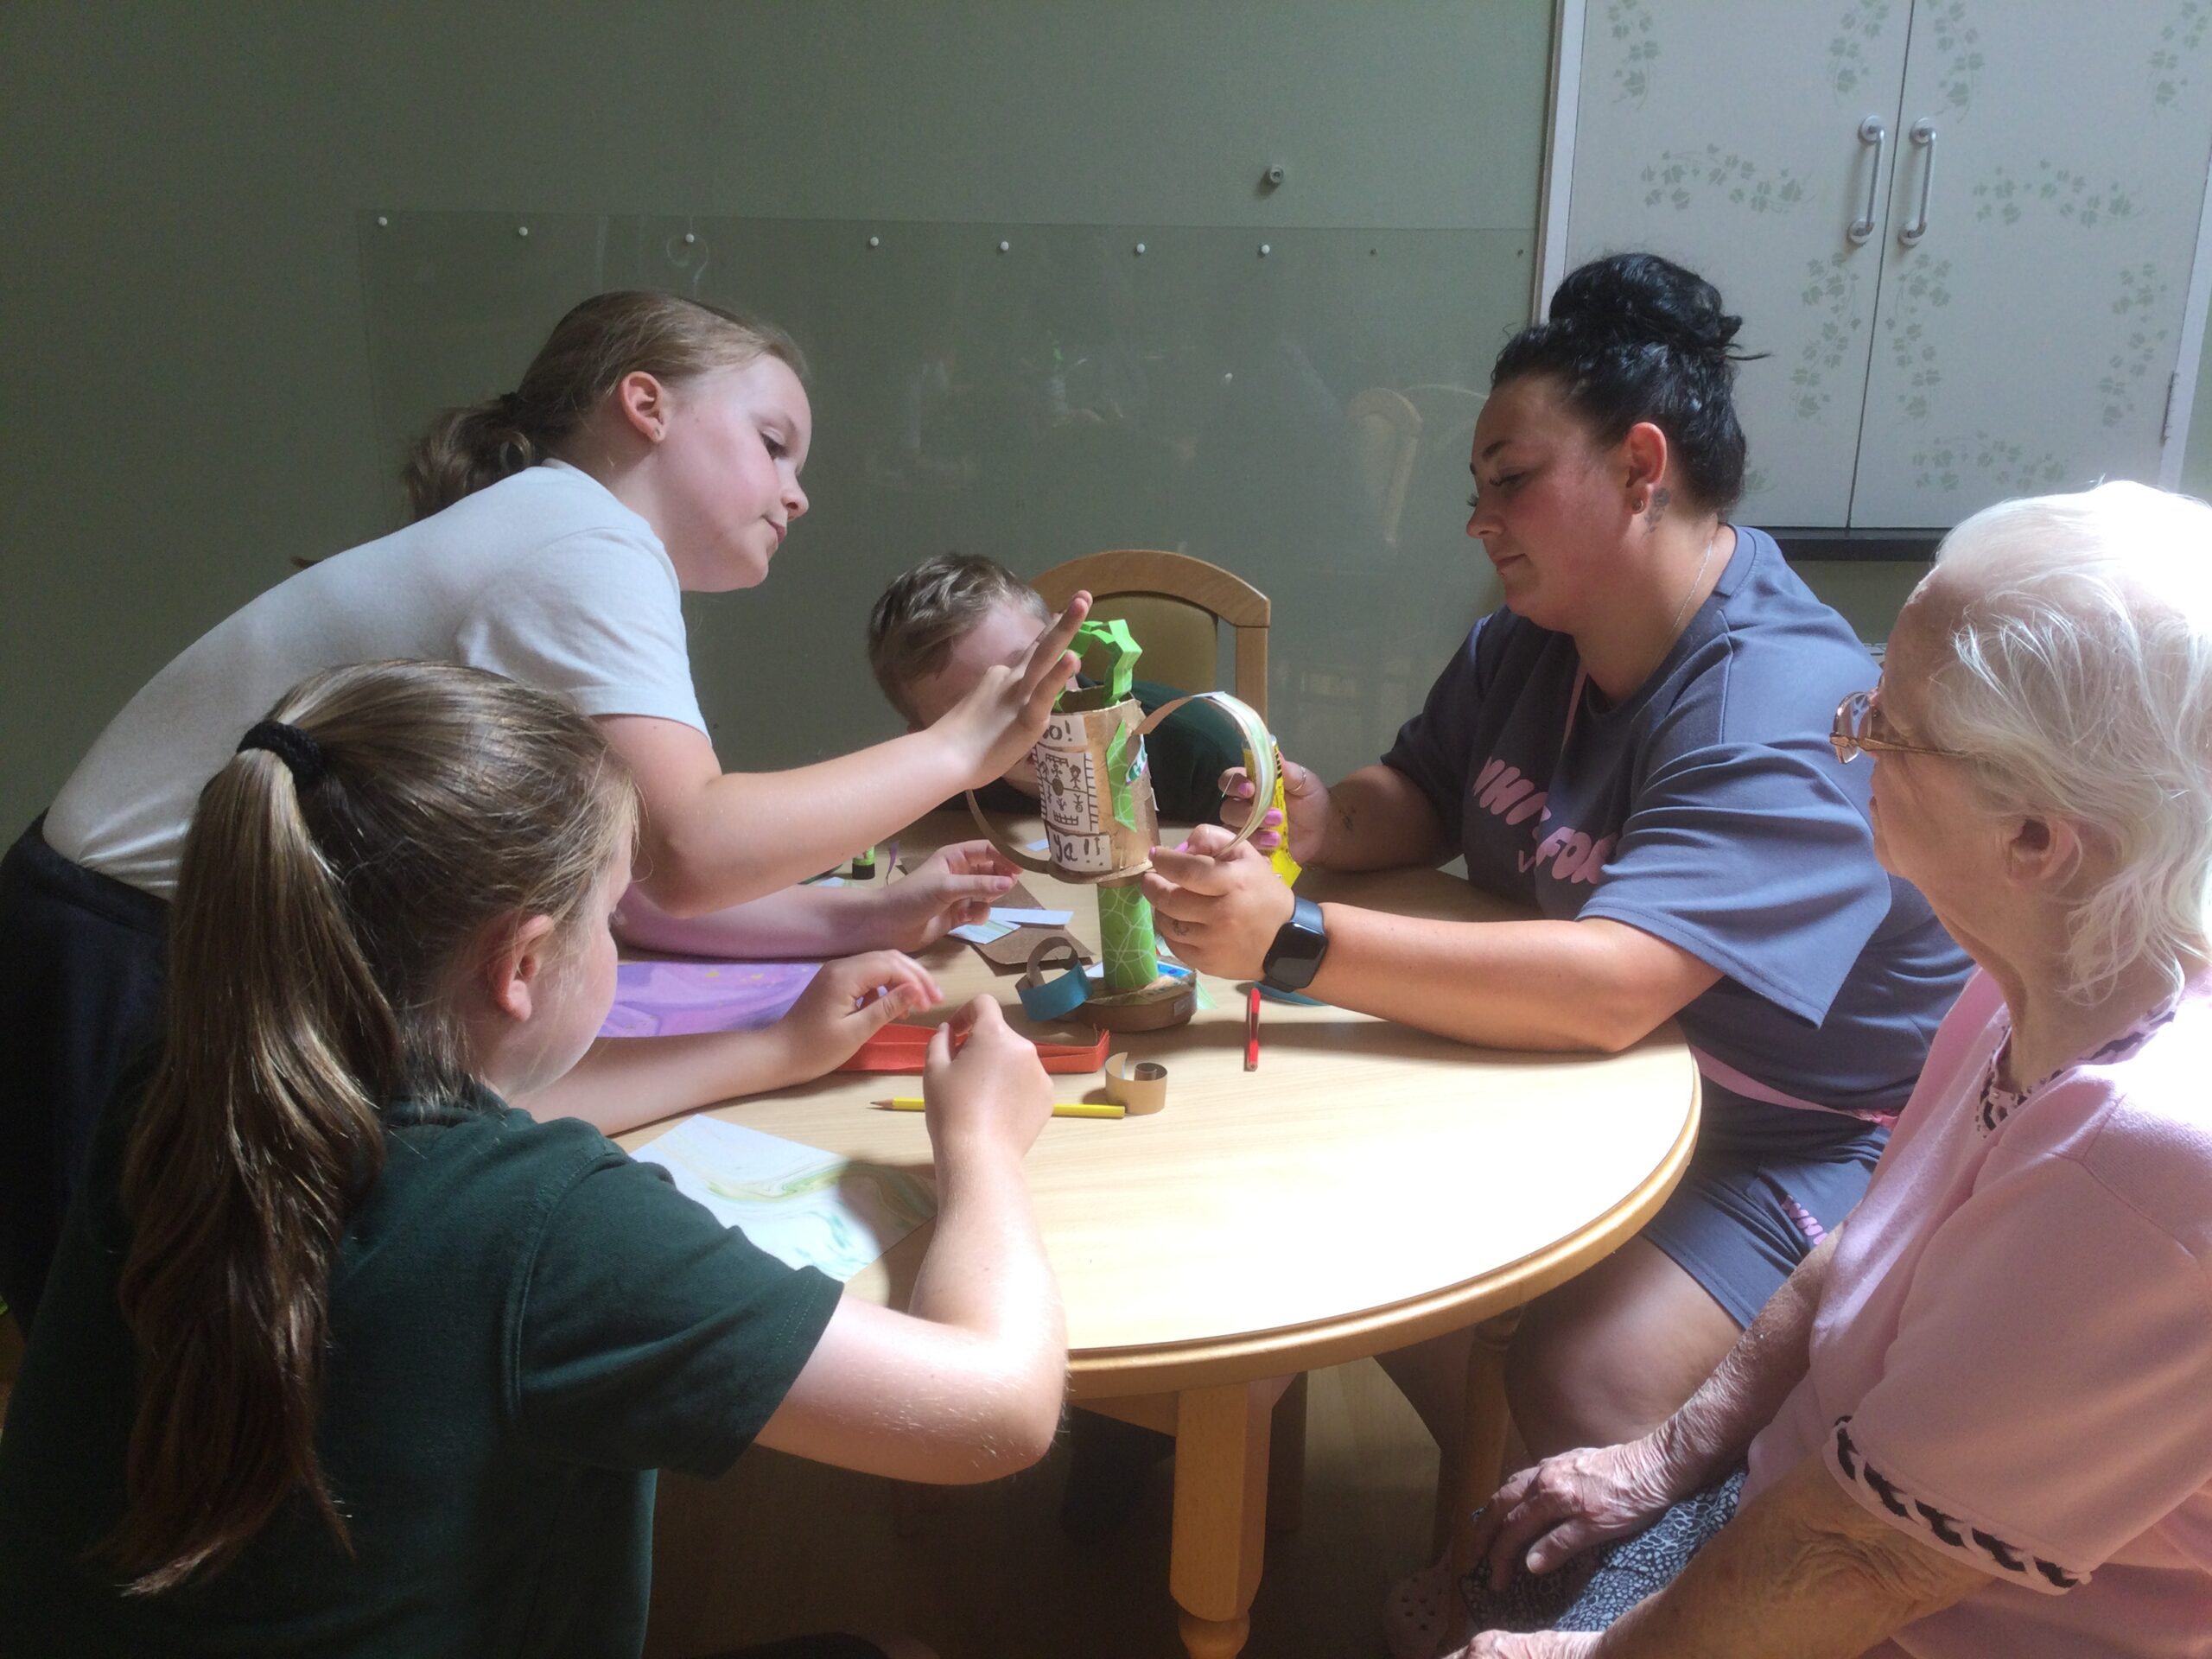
[236,720,328,788]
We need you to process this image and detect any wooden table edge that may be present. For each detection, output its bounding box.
[1067,1067,1702,1401]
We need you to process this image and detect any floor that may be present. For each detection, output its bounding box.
[645,1358,1443,1659]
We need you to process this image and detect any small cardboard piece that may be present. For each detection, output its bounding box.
[972,925,1092,974]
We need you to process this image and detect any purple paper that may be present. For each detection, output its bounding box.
[601,960,821,1039]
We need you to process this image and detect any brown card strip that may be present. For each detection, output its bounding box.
[973,925,1092,973]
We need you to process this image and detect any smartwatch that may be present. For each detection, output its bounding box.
[1260,896,1329,994]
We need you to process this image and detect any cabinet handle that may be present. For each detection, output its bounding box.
[1897,119,1937,246]
[1847,115,1887,245]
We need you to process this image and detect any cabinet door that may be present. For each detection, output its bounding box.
[1563,1,1910,527]
[1849,0,2212,527]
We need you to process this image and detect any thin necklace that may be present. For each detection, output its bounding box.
[1567,525,1725,738]
[1666,528,1721,639]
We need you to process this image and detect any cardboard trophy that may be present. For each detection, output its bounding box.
[966,618,1279,1033]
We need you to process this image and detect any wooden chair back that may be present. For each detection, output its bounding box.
[1030,550,1271,720]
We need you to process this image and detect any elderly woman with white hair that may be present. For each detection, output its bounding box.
[1448,480,2212,1658]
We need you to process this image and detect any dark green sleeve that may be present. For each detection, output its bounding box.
[1132,679,1244,825]
[512,1152,843,1478]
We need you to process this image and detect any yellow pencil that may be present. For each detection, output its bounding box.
[881,1097,1125,1120]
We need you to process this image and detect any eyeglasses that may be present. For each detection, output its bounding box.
[1831,689,1962,765]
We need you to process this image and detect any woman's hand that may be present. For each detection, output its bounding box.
[775,951,942,1079]
[1141,823,1296,981]
[874,841,1018,950]
[1218,756,1332,866]
[1467,1435,1688,1593]
[923,995,1052,1162]
[933,594,1091,786]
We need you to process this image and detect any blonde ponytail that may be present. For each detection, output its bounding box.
[402,290,806,520]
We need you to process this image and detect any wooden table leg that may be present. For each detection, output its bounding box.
[1265,1373,1307,1536]
[1433,1311,1522,1564]
[1168,1377,1287,1659]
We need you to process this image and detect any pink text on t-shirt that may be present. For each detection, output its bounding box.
[1473,756,1615,885]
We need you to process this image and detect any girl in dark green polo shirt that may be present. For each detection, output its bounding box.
[0,661,1067,1659]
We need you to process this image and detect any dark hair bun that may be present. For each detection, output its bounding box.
[1548,251,1745,364]
[1491,251,1762,513]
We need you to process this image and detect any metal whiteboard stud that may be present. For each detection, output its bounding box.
[374,214,390,228]
[1898,120,1938,247]
[1258,243,1271,257]
[516,225,530,238]
[1847,116,1886,245]
[868,234,880,248]
[999,239,1011,253]
[1135,241,1146,255]
[1263,163,1287,188]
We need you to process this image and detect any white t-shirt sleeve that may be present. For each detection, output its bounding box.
[1825,1146,2212,1593]
[457,524,707,732]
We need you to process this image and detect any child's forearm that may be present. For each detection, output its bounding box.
[514,1028,808,1137]
[754,1145,1067,1484]
[906,1138,1067,1427]
[615,882,891,958]
[631,728,980,916]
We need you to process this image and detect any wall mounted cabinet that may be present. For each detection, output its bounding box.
[1543,1,2212,531]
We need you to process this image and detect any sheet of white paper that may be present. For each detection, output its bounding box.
[988,906,1074,927]
[633,1116,934,1281]
[949,918,1020,944]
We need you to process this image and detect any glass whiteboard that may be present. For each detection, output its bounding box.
[359,212,1530,784]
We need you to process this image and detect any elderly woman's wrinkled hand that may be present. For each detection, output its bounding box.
[1141,823,1296,981]
[1450,1630,1601,1658]
[1467,1435,1685,1594]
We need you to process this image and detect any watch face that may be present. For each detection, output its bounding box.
[1262,899,1327,992]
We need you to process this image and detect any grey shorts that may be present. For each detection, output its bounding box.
[1639,1090,1886,1327]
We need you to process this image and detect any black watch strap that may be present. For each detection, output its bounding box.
[1261,896,1328,994]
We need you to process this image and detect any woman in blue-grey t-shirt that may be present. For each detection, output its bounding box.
[1146,255,1970,1485]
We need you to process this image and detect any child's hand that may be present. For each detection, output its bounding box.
[874,840,1018,950]
[923,996,1052,1161]
[1218,756,1331,868]
[778,951,942,1077]
[936,594,1092,785]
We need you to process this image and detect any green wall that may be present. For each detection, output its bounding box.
[5,3,2209,832]
[0,1,1552,832]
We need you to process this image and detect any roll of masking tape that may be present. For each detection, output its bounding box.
[1103,1051,1170,1116]
[1017,937,1093,1021]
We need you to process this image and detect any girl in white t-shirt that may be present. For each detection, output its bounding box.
[0,289,1091,1331]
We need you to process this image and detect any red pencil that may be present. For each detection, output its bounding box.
[1244,982,1261,1071]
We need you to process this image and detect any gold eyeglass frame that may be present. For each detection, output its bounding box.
[1831,689,1961,765]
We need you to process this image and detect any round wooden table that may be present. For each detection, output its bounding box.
[621,820,1698,1659]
